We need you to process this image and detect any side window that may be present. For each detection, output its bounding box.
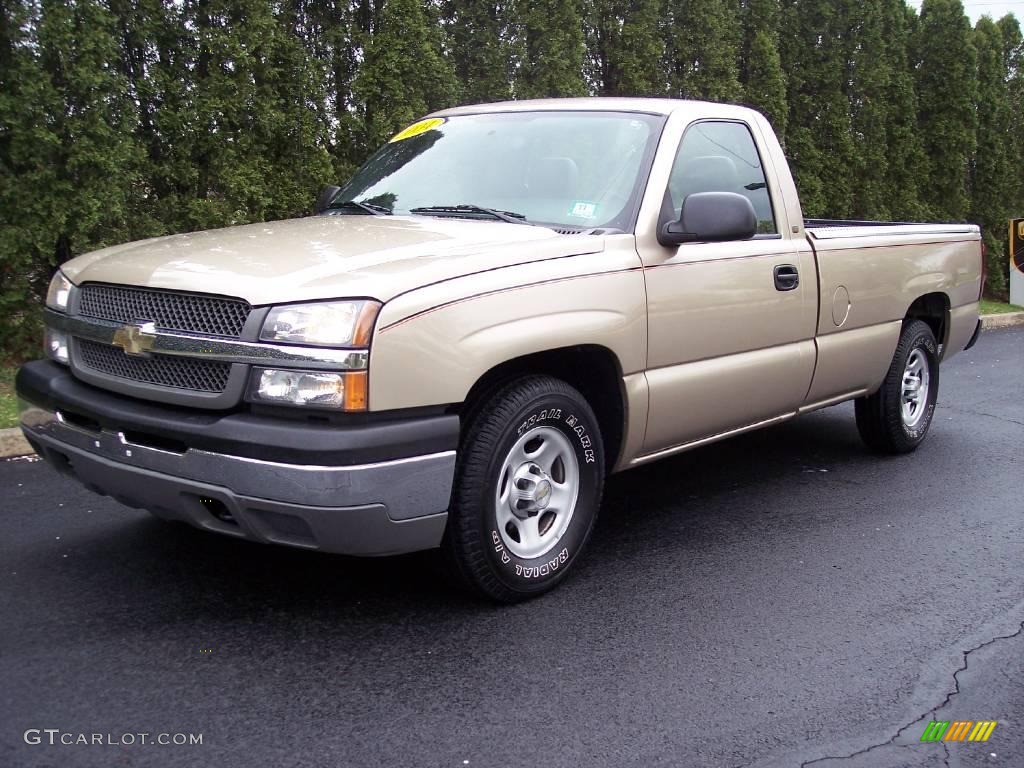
[667,121,777,235]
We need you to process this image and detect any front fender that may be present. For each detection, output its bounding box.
[368,259,647,412]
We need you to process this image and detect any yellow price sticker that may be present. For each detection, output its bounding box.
[389,118,446,143]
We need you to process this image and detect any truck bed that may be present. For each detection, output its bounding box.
[801,217,982,393]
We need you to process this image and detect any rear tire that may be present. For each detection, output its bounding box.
[855,319,939,454]
[443,375,604,603]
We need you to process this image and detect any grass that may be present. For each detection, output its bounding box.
[0,365,18,430]
[979,299,1024,315]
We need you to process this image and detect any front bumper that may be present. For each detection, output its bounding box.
[16,360,458,556]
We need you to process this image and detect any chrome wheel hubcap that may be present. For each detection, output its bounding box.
[496,426,579,559]
[901,348,930,428]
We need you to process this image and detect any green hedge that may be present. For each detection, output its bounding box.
[2,0,1022,363]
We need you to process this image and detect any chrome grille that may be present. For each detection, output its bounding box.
[79,284,250,338]
[77,339,231,392]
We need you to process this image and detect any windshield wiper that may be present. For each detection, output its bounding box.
[328,199,392,215]
[409,204,533,225]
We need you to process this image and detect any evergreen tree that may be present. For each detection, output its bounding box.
[168,0,334,230]
[665,0,742,102]
[844,0,891,218]
[913,0,977,221]
[614,0,666,95]
[444,0,515,104]
[353,0,458,149]
[108,0,189,239]
[37,0,142,258]
[0,0,61,359]
[302,1,379,179]
[1,0,143,358]
[778,0,855,217]
[8,0,1024,363]
[880,0,930,220]
[587,0,665,96]
[997,14,1023,228]
[971,16,1013,294]
[739,0,787,142]
[258,0,336,215]
[997,13,1023,63]
[515,0,588,97]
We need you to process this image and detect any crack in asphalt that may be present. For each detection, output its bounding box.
[944,404,1024,428]
[797,620,1024,767]
[969,411,1024,427]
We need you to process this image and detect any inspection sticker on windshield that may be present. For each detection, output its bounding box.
[568,201,598,219]
[389,118,446,143]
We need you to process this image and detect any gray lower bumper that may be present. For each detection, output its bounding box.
[19,401,454,556]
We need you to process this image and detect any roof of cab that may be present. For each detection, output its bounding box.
[431,97,755,118]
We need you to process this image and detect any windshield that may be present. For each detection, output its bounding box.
[332,111,665,231]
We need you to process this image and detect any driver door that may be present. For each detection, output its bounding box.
[638,119,817,455]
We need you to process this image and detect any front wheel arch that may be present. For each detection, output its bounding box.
[457,345,625,473]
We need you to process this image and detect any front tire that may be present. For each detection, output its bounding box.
[855,319,939,454]
[443,375,604,602]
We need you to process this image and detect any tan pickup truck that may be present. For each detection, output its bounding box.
[17,98,984,601]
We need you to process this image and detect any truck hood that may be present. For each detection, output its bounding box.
[60,215,605,306]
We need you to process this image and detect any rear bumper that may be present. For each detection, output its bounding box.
[16,360,457,556]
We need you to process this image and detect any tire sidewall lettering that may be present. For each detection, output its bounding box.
[488,396,602,588]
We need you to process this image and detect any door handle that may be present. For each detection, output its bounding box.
[774,264,799,291]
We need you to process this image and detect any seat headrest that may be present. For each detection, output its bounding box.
[671,155,739,204]
[526,156,579,198]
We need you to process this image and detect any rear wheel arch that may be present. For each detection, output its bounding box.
[855,319,939,454]
[905,292,950,351]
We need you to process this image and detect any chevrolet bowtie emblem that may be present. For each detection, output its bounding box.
[111,320,157,357]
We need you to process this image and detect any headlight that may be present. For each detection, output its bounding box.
[249,368,367,411]
[46,271,72,312]
[45,328,69,364]
[260,300,380,347]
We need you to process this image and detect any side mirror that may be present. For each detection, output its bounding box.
[315,184,341,214]
[657,191,757,246]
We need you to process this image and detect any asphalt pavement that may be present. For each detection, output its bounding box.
[1,328,1021,768]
